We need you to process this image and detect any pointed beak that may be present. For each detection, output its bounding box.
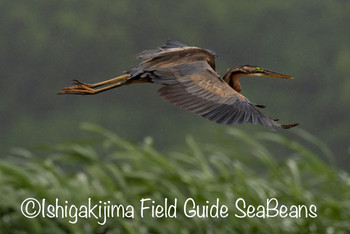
[257,70,294,79]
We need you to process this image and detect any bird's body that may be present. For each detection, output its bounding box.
[59,40,299,131]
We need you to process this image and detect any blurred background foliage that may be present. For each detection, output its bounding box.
[1,124,349,233]
[1,0,350,166]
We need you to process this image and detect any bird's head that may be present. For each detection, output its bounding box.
[237,65,294,79]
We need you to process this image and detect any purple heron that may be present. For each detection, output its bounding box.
[59,40,299,131]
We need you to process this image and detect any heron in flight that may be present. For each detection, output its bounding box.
[59,40,299,130]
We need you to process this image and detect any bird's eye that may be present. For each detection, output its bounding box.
[255,67,263,72]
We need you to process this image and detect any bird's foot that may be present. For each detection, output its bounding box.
[72,79,93,87]
[58,80,96,95]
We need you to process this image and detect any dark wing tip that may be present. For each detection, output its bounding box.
[136,40,189,59]
[281,122,300,129]
[255,104,266,108]
[136,49,159,59]
[161,40,188,49]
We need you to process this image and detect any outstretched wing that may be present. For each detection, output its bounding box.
[128,40,216,78]
[154,61,282,130]
[136,40,189,60]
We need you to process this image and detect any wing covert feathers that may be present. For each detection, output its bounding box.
[155,61,282,130]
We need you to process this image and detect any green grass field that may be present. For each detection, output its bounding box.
[1,123,349,233]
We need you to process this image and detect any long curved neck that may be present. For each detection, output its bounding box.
[222,68,245,93]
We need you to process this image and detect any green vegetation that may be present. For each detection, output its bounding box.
[1,124,349,233]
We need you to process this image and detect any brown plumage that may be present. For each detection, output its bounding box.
[59,40,299,131]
